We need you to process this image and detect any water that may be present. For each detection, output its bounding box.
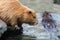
[22,13,60,40]
[0,13,60,40]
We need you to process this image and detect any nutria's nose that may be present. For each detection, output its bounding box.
[34,20,38,25]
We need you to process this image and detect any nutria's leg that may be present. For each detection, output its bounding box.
[15,25,20,30]
[10,17,20,30]
[10,17,23,35]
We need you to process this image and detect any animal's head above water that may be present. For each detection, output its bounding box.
[0,0,38,30]
[18,9,38,25]
[42,11,52,17]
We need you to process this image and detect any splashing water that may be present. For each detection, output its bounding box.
[22,13,60,40]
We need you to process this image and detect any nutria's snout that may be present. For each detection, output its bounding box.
[29,20,38,25]
[34,20,38,25]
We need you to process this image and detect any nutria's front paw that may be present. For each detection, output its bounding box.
[15,25,20,30]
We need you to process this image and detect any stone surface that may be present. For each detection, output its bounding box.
[0,20,7,37]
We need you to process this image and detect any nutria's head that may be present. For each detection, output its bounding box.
[18,8,38,25]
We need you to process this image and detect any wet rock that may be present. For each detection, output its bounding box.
[0,26,23,40]
[0,20,7,37]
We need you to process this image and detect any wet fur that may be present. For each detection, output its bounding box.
[0,0,37,30]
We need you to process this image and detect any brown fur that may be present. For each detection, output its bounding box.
[0,0,37,30]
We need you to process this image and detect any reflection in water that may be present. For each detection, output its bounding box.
[0,13,60,40]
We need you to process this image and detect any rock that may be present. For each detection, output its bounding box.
[0,20,7,37]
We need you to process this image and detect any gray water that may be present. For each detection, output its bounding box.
[22,13,60,40]
[0,13,60,40]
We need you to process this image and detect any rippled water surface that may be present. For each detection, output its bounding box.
[1,13,60,40]
[22,13,60,40]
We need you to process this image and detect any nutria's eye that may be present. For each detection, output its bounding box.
[33,16,36,18]
[28,11,32,14]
